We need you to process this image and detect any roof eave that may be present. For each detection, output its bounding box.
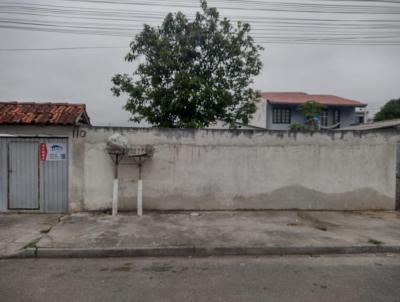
[267,100,367,107]
[75,112,91,126]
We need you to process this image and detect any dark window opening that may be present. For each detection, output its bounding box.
[333,109,341,124]
[320,110,328,127]
[272,108,291,124]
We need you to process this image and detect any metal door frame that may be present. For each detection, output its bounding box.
[397,172,400,211]
[396,179,400,211]
[396,141,400,211]
[7,140,40,210]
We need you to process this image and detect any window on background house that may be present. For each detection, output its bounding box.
[320,110,328,126]
[272,108,291,124]
[333,109,341,124]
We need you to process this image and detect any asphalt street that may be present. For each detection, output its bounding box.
[1,255,400,302]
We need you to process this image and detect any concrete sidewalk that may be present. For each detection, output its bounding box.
[0,214,61,258]
[9,210,397,258]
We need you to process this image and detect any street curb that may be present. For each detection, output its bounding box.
[37,247,199,258]
[0,248,36,259]
[2,245,398,259]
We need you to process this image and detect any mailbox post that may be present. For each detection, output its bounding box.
[108,152,125,216]
[106,133,128,216]
[128,145,154,217]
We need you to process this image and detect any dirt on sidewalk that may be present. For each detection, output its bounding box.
[0,214,61,257]
[36,211,400,252]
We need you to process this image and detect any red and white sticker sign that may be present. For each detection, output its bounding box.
[39,143,67,161]
[40,143,48,161]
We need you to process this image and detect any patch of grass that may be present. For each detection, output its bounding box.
[22,238,40,249]
[368,238,384,245]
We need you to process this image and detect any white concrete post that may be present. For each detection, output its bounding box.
[112,179,119,216]
[137,179,143,216]
[112,155,120,216]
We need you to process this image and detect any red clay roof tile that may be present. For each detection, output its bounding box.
[0,102,91,125]
[261,92,366,107]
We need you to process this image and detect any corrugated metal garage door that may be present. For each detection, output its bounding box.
[0,137,68,213]
[8,141,40,209]
[396,142,400,211]
[41,138,69,212]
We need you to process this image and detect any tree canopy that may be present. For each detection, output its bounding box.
[298,101,324,118]
[297,101,325,130]
[374,98,400,122]
[111,0,263,128]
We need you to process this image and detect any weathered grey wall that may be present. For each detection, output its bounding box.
[77,127,398,211]
[249,98,267,128]
[1,126,397,211]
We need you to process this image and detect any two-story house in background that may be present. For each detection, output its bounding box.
[250,92,367,130]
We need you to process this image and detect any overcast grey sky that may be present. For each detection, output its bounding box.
[0,0,399,126]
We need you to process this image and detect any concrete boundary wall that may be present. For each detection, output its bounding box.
[71,127,399,211]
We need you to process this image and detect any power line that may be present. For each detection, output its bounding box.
[3,2,400,16]
[1,0,400,45]
[1,17,399,44]
[3,1,400,14]
[0,46,127,51]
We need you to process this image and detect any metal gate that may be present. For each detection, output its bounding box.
[396,142,400,211]
[396,175,400,211]
[0,137,69,213]
[8,141,40,209]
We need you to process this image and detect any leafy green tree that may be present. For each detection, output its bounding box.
[297,101,325,130]
[374,98,400,122]
[111,0,263,128]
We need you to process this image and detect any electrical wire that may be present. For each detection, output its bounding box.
[1,0,400,46]
[0,46,127,51]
